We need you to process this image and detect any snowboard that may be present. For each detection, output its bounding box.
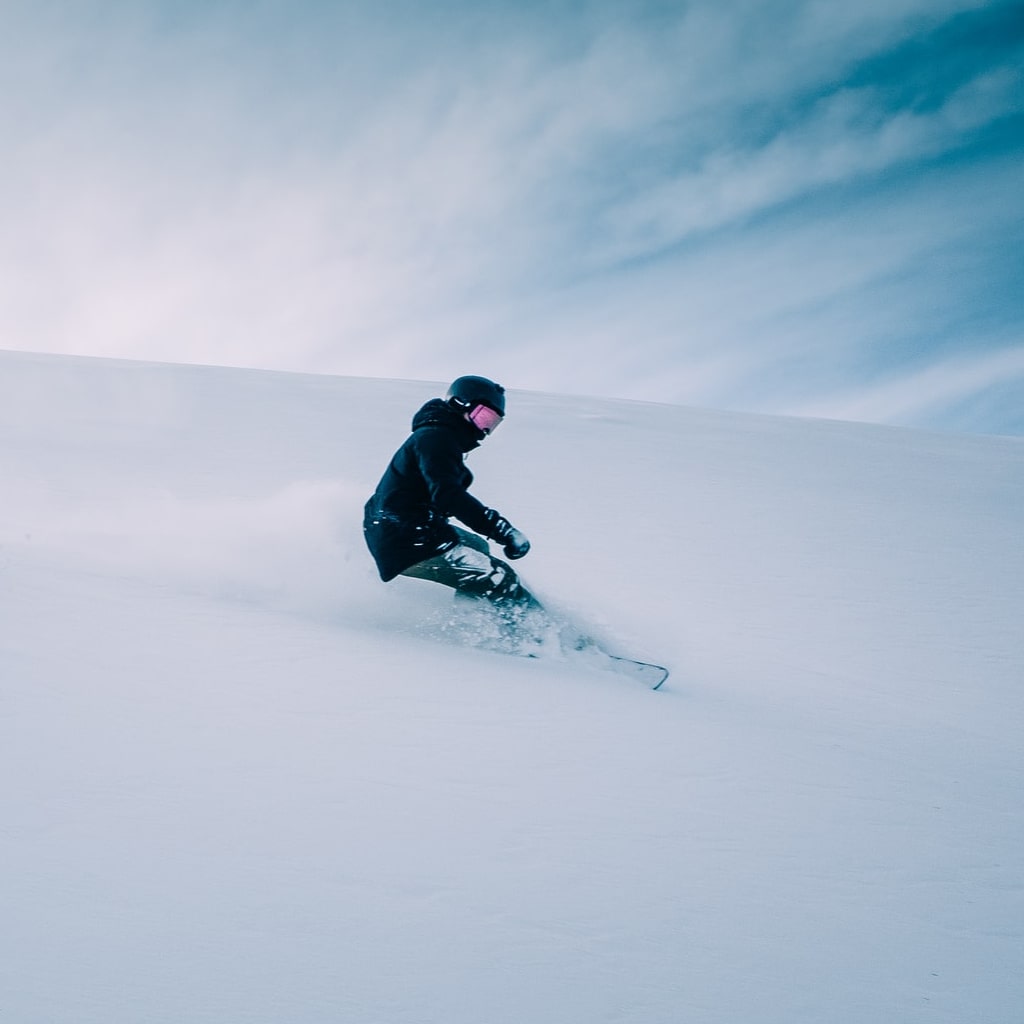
[563,638,669,690]
[601,652,669,690]
[434,597,669,690]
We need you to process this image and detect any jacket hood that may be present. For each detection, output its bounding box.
[411,398,482,451]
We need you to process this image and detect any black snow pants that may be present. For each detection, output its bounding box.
[400,528,538,609]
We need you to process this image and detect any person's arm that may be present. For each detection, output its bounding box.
[417,432,530,558]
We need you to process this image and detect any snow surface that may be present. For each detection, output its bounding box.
[2,349,1022,1024]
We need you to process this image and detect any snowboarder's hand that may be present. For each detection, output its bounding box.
[484,508,531,560]
[503,528,531,560]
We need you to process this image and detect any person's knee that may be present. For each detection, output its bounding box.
[448,553,516,602]
[452,528,490,556]
[407,543,532,607]
[483,561,535,606]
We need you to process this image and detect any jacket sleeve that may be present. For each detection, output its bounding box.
[415,429,497,537]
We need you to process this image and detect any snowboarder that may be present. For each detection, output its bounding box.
[363,375,669,687]
[363,375,537,617]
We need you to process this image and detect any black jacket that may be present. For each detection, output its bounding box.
[364,399,500,581]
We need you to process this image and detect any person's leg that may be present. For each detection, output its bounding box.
[401,540,536,607]
[402,531,556,651]
[402,529,535,604]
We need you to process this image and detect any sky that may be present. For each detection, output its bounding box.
[2,0,1022,435]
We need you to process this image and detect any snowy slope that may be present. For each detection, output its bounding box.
[1,349,1022,1024]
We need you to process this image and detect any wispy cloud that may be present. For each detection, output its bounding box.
[790,343,1024,433]
[1,0,1022,434]
[602,66,1021,260]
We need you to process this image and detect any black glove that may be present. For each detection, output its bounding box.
[502,527,531,560]
[483,509,531,560]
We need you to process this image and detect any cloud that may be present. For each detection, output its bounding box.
[789,343,1024,431]
[483,147,1024,418]
[601,66,1022,260]
[0,0,1022,434]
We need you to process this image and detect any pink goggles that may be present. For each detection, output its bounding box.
[467,402,504,435]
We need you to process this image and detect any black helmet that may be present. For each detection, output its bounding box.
[446,375,506,417]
